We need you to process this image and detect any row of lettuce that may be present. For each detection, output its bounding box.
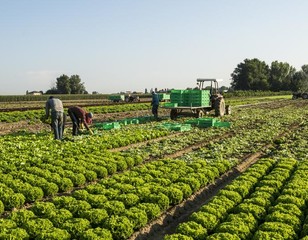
[0,101,303,211]
[0,100,307,239]
[0,103,151,123]
[164,121,308,240]
[165,157,308,240]
[0,95,293,123]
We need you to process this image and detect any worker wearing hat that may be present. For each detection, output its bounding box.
[67,106,93,135]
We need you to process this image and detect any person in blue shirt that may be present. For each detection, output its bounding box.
[151,91,159,119]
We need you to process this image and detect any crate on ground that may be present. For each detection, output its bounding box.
[158,123,191,132]
[198,118,217,127]
[94,122,121,130]
[125,118,139,124]
[184,119,200,125]
[171,123,191,132]
[136,116,154,123]
[185,117,218,128]
[118,119,128,125]
[214,121,231,128]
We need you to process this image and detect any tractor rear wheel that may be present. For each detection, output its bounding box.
[215,98,225,116]
[302,93,308,99]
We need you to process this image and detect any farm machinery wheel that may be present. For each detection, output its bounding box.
[196,109,204,118]
[170,109,178,120]
[302,93,308,99]
[225,105,231,115]
[215,98,225,116]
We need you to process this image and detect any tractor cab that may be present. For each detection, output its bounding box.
[196,79,226,113]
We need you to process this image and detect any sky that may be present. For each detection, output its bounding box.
[0,0,307,95]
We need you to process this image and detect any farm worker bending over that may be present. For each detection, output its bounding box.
[67,106,94,136]
[45,96,64,140]
[151,91,159,119]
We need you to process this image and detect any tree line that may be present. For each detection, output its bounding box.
[46,74,87,94]
[231,58,308,92]
[45,58,308,95]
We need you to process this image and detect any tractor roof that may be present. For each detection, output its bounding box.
[196,78,223,83]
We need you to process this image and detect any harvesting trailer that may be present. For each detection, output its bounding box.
[163,78,230,120]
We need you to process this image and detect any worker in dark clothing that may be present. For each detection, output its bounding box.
[67,106,93,136]
[45,96,64,140]
[151,91,159,119]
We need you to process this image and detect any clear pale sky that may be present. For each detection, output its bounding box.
[1,0,307,95]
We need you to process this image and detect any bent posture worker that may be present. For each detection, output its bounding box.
[45,96,64,140]
[67,106,93,136]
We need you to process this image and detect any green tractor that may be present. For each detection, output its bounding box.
[163,78,230,119]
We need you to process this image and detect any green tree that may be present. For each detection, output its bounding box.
[56,74,71,94]
[69,75,86,94]
[46,74,87,94]
[269,61,296,91]
[231,58,270,90]
[291,65,308,92]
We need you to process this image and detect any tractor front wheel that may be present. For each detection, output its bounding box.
[215,98,225,116]
[196,109,204,118]
[225,105,231,115]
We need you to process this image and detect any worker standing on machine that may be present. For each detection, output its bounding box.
[67,106,93,136]
[151,91,159,120]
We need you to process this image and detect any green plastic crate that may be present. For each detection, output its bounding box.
[163,102,178,108]
[214,121,231,128]
[94,122,121,130]
[108,95,125,101]
[103,122,121,130]
[125,118,139,124]
[118,119,128,125]
[158,123,191,132]
[171,124,191,132]
[137,116,154,123]
[197,118,217,128]
[159,93,170,101]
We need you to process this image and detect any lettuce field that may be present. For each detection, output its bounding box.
[0,96,308,240]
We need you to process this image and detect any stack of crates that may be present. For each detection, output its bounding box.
[170,89,210,107]
[159,93,170,101]
[188,89,211,107]
[170,90,186,106]
[163,102,178,108]
[108,95,125,101]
